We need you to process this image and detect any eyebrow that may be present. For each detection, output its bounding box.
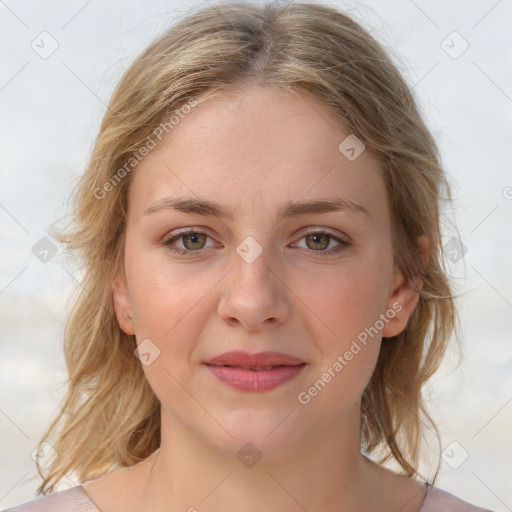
[143,196,369,219]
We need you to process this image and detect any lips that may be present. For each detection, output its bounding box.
[203,351,306,392]
[204,350,305,368]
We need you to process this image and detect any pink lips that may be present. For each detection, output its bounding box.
[204,350,306,392]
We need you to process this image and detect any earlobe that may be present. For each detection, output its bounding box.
[382,235,429,338]
[112,271,135,335]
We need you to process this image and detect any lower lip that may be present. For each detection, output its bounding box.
[204,363,306,392]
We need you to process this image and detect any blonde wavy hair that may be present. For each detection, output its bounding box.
[37,0,458,494]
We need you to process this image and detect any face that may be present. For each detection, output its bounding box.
[113,85,420,459]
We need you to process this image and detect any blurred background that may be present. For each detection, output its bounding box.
[1,0,511,510]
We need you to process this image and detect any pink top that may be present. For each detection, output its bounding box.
[3,483,495,511]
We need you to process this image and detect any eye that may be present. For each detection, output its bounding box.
[162,228,351,258]
[292,229,351,257]
[163,230,217,256]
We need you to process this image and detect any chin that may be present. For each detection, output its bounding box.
[206,408,308,459]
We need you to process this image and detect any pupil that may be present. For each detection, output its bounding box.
[185,233,205,249]
[308,233,328,250]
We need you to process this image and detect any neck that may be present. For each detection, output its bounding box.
[138,403,384,512]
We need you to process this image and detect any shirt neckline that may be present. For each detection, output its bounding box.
[77,481,433,512]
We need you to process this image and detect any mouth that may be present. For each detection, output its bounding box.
[203,354,307,392]
[206,364,301,371]
[204,350,305,368]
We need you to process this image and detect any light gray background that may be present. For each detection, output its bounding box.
[1,0,511,510]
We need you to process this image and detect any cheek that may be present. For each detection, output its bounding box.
[126,259,212,396]
[126,251,210,353]
[307,262,391,345]
[297,250,392,399]
[295,269,385,414]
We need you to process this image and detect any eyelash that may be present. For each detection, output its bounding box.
[162,228,351,258]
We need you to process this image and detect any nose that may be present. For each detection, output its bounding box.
[217,244,290,331]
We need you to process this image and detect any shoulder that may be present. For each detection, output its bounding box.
[3,486,100,512]
[421,485,495,512]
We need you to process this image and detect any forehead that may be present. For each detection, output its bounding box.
[127,85,387,222]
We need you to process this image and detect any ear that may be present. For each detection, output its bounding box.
[382,235,429,338]
[112,269,135,335]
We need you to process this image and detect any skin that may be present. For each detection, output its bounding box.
[83,85,428,512]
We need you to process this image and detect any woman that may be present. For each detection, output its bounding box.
[5,1,494,511]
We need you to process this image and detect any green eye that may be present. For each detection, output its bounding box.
[293,230,351,257]
[163,229,351,258]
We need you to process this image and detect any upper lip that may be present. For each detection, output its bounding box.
[204,351,305,367]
